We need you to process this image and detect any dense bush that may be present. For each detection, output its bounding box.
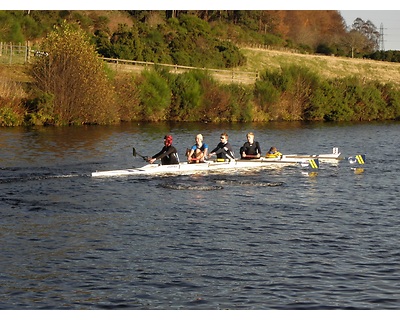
[0,106,24,126]
[380,83,400,119]
[224,84,254,122]
[2,10,400,63]
[96,14,246,69]
[366,50,400,63]
[4,61,400,125]
[0,11,25,42]
[28,21,119,125]
[307,77,394,121]
[23,90,55,125]
[169,70,205,121]
[134,69,171,121]
[254,65,400,122]
[254,65,320,120]
[118,68,255,123]
[113,74,142,122]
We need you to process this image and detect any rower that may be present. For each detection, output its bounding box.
[208,132,235,161]
[148,135,180,165]
[187,134,208,163]
[266,146,282,158]
[240,132,261,159]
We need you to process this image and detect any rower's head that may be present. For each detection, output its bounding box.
[246,132,254,143]
[164,135,173,146]
[220,132,228,142]
[196,134,203,143]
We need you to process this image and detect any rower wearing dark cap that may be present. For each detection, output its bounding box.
[148,135,180,165]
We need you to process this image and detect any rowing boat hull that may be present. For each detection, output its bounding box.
[283,147,341,163]
[91,155,328,177]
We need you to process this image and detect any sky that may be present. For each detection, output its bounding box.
[3,1,400,50]
[340,11,400,50]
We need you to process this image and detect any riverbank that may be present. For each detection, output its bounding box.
[1,48,400,126]
[3,47,400,86]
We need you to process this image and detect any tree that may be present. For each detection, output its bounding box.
[30,21,119,125]
[351,18,380,52]
[342,29,369,58]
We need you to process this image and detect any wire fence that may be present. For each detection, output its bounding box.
[102,57,259,85]
[1,42,259,84]
[0,42,33,65]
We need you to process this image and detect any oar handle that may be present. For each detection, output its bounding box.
[132,147,148,161]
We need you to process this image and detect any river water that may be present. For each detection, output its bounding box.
[0,121,399,310]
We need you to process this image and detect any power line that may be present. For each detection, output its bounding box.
[380,23,385,51]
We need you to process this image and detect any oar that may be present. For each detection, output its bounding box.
[132,147,148,161]
[346,154,366,165]
[300,158,320,169]
[241,154,261,159]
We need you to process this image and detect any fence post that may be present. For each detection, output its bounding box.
[9,42,13,65]
[25,41,30,63]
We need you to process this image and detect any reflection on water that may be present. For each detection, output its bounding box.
[0,121,399,309]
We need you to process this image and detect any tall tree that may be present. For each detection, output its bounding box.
[351,18,380,52]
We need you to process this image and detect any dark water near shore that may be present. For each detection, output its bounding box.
[0,121,399,309]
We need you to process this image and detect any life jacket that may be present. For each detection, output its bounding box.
[266,151,282,158]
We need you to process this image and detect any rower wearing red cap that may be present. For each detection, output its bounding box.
[148,135,180,165]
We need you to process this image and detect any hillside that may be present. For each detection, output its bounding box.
[103,47,400,86]
[2,12,400,126]
[2,44,400,125]
[3,47,400,87]
[237,47,400,86]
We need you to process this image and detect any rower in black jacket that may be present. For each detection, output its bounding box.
[208,132,235,160]
[148,135,179,165]
[240,132,261,159]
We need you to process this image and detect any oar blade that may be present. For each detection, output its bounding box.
[133,147,148,161]
[300,158,319,169]
[348,154,366,164]
[309,158,319,169]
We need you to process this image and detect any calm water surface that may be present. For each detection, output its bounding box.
[0,121,399,309]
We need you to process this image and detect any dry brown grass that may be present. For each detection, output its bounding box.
[238,47,400,86]
[0,65,31,83]
[0,66,28,99]
[104,48,400,86]
[2,47,400,88]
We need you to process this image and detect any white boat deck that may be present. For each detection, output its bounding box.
[91,148,345,177]
[91,156,333,177]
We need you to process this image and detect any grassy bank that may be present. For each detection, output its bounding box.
[3,48,400,86]
[1,48,400,126]
[238,48,400,86]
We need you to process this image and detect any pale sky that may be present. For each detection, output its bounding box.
[340,11,400,50]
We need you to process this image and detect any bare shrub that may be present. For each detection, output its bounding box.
[30,21,119,125]
[114,74,142,121]
[0,71,26,126]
